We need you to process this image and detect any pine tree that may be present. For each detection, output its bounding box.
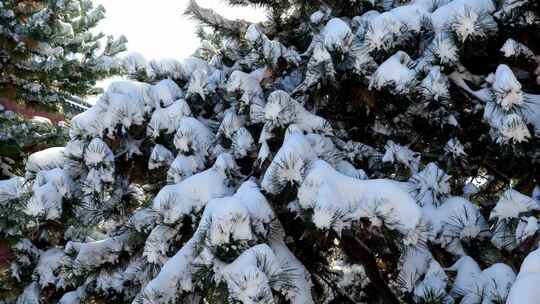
[1,0,540,303]
[0,0,127,178]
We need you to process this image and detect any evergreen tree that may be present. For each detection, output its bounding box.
[2,0,540,303]
[0,0,127,178]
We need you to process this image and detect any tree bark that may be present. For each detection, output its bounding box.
[341,229,400,304]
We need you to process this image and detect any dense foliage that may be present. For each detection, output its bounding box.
[0,0,126,178]
[1,0,540,303]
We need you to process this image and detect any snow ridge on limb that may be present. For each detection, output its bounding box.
[297,159,422,239]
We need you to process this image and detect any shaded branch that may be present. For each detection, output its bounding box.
[185,0,249,37]
[341,229,400,304]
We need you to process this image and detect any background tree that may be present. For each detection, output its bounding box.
[0,0,127,178]
[1,0,540,303]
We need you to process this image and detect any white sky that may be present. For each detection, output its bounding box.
[94,0,266,60]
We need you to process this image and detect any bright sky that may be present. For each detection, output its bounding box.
[94,0,267,60]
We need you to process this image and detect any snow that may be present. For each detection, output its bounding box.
[352,0,495,65]
[123,52,154,78]
[507,272,540,304]
[382,140,421,173]
[294,39,336,93]
[150,79,183,108]
[30,116,52,125]
[58,285,86,304]
[245,24,301,67]
[140,176,314,304]
[84,166,114,194]
[187,68,209,99]
[17,282,40,304]
[101,91,146,132]
[335,160,367,179]
[369,51,417,94]
[64,140,85,160]
[106,80,153,109]
[231,127,255,158]
[140,235,198,303]
[298,159,422,237]
[533,186,540,201]
[25,147,65,178]
[501,38,535,59]
[446,255,482,298]
[9,1,540,302]
[269,238,315,304]
[446,260,517,303]
[261,130,317,194]
[148,144,174,170]
[149,58,184,80]
[143,225,178,265]
[452,9,492,42]
[321,18,352,52]
[209,185,314,303]
[181,56,213,78]
[463,183,480,199]
[490,189,539,221]
[421,66,450,101]
[219,109,245,138]
[220,244,279,303]
[399,246,432,292]
[94,256,145,297]
[129,208,160,233]
[426,196,489,254]
[174,117,215,159]
[409,162,451,207]
[359,0,432,53]
[507,247,540,304]
[444,138,467,158]
[414,260,450,302]
[245,24,262,42]
[431,0,496,32]
[363,13,402,52]
[35,248,71,288]
[492,65,525,111]
[25,168,73,220]
[0,176,25,204]
[427,33,459,66]
[310,11,325,24]
[217,109,255,158]
[84,138,114,167]
[167,154,205,184]
[305,133,342,165]
[516,217,539,243]
[264,90,332,135]
[235,180,275,236]
[207,196,254,247]
[152,154,236,224]
[65,232,131,270]
[147,98,192,137]
[141,183,263,302]
[463,64,535,144]
[500,113,531,142]
[71,81,152,138]
[226,70,265,122]
[473,263,516,304]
